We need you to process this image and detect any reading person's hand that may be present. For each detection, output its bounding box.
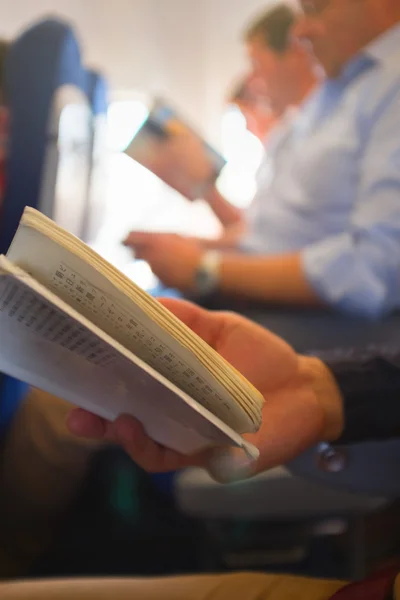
[124,232,203,291]
[67,300,344,481]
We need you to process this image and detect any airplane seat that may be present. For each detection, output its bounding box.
[83,69,109,244]
[0,40,9,214]
[0,18,90,436]
[0,18,89,252]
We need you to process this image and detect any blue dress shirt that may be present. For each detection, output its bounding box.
[241,23,400,318]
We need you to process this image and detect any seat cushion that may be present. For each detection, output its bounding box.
[175,467,388,519]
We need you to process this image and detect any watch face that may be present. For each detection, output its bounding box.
[195,267,216,296]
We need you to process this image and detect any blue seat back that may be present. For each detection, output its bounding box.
[0,18,86,253]
[0,19,86,434]
[86,69,108,117]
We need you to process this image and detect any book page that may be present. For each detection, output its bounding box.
[0,259,258,460]
[8,225,255,433]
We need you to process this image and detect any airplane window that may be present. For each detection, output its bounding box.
[39,85,92,239]
[216,105,263,209]
[91,99,220,290]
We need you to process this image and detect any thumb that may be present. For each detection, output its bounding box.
[124,231,153,247]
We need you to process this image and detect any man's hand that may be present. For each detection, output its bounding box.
[124,232,203,291]
[126,231,321,305]
[67,299,344,482]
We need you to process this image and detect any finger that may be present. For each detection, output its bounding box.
[124,239,152,253]
[125,232,174,247]
[112,415,208,473]
[205,387,323,482]
[206,446,259,484]
[67,408,109,439]
[124,231,153,246]
[250,385,325,474]
[133,247,151,261]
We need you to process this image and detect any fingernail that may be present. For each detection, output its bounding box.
[208,451,255,484]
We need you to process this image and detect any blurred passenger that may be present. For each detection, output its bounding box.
[125,3,318,279]
[126,0,400,319]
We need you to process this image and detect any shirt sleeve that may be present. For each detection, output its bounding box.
[320,349,400,445]
[302,84,400,318]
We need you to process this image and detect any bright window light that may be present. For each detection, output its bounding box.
[217,106,264,209]
[107,100,149,153]
[92,99,220,291]
[122,259,158,290]
[92,100,265,290]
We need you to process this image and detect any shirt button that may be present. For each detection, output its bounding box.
[316,443,348,473]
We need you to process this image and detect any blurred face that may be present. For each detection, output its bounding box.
[294,0,372,78]
[246,37,295,114]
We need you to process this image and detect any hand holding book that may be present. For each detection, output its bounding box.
[0,209,344,478]
[0,209,262,459]
[68,298,345,482]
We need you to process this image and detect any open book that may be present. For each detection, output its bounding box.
[124,99,226,201]
[0,209,262,458]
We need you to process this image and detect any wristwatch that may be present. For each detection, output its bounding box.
[194,250,222,296]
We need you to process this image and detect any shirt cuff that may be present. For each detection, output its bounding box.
[302,234,388,318]
[322,353,400,445]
